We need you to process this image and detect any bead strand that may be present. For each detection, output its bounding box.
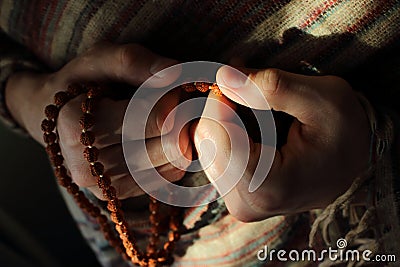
[43,81,221,266]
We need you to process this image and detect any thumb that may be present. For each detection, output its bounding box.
[192,93,250,195]
[216,66,336,125]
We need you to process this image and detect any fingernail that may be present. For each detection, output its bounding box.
[219,66,249,89]
[150,58,175,78]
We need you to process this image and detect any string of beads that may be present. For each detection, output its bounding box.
[41,82,221,266]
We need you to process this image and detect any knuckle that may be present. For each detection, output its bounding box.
[115,44,140,78]
[260,68,283,95]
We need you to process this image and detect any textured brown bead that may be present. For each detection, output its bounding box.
[107,199,121,212]
[50,154,64,166]
[147,258,158,267]
[168,231,180,242]
[110,211,124,223]
[163,241,175,252]
[90,162,104,176]
[41,119,56,133]
[89,206,101,217]
[81,98,96,113]
[67,183,79,195]
[210,83,223,96]
[194,82,209,93]
[57,176,72,187]
[43,132,57,144]
[80,131,95,146]
[87,84,103,98]
[146,246,157,257]
[79,113,95,130]
[149,199,159,211]
[54,91,70,106]
[103,186,117,200]
[44,104,59,120]
[97,214,108,225]
[115,222,128,234]
[46,143,61,156]
[83,146,99,162]
[67,83,84,97]
[149,213,159,224]
[181,83,196,92]
[55,166,68,179]
[97,176,111,188]
[75,191,87,202]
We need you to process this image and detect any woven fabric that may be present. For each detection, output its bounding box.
[1,0,399,266]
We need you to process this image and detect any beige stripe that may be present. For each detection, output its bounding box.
[0,0,14,31]
[50,0,91,68]
[244,0,330,43]
[357,3,400,47]
[179,215,287,266]
[328,2,400,72]
[223,0,330,60]
[308,0,379,36]
[77,1,131,54]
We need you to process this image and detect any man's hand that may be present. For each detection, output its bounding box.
[5,43,191,200]
[193,66,370,222]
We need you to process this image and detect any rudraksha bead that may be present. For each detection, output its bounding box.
[103,186,117,200]
[90,162,104,176]
[43,132,57,144]
[181,83,196,92]
[55,166,68,178]
[83,146,99,162]
[79,113,95,130]
[54,91,70,106]
[107,199,121,212]
[80,131,95,146]
[67,183,79,195]
[97,176,111,188]
[194,82,209,92]
[50,154,64,166]
[81,98,96,113]
[41,119,56,132]
[67,83,84,97]
[44,104,59,120]
[46,143,60,156]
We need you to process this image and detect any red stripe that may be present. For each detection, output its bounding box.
[47,1,70,58]
[38,1,58,53]
[299,0,339,29]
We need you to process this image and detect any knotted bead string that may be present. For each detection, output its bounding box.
[42,82,221,266]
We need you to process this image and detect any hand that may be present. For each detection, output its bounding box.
[193,67,371,222]
[5,43,191,200]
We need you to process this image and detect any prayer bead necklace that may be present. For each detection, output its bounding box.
[41,82,221,267]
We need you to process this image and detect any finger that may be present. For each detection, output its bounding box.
[124,124,192,172]
[58,43,181,88]
[216,66,343,125]
[88,162,187,200]
[67,139,190,189]
[58,96,129,149]
[123,89,180,140]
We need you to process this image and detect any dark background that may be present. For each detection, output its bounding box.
[0,123,100,267]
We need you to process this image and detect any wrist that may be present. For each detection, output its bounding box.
[5,71,52,144]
